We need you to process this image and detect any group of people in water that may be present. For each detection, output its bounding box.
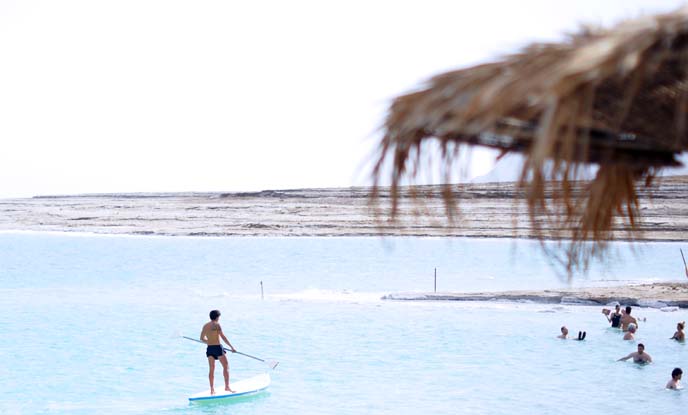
[558,303,686,390]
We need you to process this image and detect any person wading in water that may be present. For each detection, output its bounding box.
[602,304,622,328]
[620,306,639,332]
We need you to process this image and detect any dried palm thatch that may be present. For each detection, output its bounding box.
[372,7,688,273]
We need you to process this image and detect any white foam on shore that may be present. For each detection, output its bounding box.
[193,290,237,299]
[190,288,385,303]
[637,299,669,308]
[560,296,599,305]
[270,289,384,303]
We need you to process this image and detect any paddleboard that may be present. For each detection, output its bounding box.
[188,373,270,402]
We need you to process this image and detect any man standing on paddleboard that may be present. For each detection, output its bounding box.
[200,310,237,395]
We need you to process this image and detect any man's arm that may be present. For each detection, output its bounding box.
[618,353,632,362]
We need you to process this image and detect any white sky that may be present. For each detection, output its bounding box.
[0,0,684,197]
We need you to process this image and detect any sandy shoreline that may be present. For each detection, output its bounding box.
[383,282,688,308]
[1,175,687,240]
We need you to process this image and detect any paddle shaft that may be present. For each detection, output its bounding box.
[682,249,688,277]
[182,336,268,363]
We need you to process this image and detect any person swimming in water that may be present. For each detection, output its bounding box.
[200,309,237,395]
[618,343,652,364]
[623,323,637,341]
[557,326,568,339]
[667,368,683,390]
[557,326,586,340]
[602,304,622,328]
[670,321,685,342]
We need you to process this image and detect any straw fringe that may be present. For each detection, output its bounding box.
[373,7,688,273]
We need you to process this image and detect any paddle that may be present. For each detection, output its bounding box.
[182,336,279,370]
[682,249,688,278]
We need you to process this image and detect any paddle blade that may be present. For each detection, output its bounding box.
[266,360,279,370]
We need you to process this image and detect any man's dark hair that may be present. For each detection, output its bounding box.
[210,310,221,320]
[672,368,683,378]
[626,306,632,314]
[638,343,645,349]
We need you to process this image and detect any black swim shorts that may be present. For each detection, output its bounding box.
[206,345,225,360]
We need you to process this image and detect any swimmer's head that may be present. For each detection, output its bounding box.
[625,306,632,314]
[678,322,685,330]
[673,368,683,380]
[561,326,568,335]
[628,323,637,332]
[209,310,221,321]
[615,304,620,310]
[638,343,645,352]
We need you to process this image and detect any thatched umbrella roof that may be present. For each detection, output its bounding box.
[373,7,688,273]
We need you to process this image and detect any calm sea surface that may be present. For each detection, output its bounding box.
[1,233,687,414]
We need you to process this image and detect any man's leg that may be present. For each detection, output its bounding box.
[219,355,234,392]
[208,357,216,394]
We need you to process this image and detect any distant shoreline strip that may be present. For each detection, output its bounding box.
[382,283,688,308]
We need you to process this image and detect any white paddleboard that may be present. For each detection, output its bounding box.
[189,373,270,402]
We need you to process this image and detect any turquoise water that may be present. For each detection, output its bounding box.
[1,233,687,414]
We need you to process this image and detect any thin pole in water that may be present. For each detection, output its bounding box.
[260,281,264,300]
[434,268,437,293]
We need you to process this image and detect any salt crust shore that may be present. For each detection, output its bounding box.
[382,282,688,308]
[1,176,687,240]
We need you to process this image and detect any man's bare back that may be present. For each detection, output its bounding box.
[201,321,222,346]
[620,306,638,332]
